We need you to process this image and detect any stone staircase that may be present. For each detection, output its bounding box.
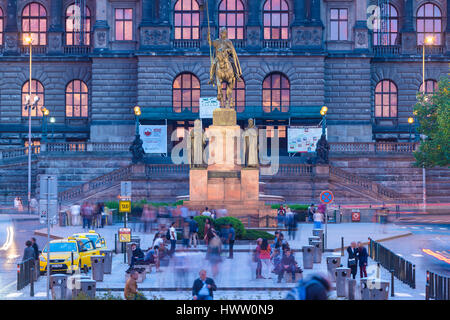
[0,160,38,207]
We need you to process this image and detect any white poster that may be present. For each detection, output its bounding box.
[139,125,167,154]
[288,127,326,153]
[199,97,220,118]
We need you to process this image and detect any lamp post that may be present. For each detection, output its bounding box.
[49,117,55,142]
[130,106,144,164]
[320,106,328,136]
[422,36,434,92]
[407,117,414,142]
[134,106,141,135]
[41,107,49,143]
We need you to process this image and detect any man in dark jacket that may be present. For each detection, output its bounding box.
[127,243,144,271]
[347,241,358,279]
[286,273,331,300]
[357,241,368,278]
[22,240,35,262]
[31,237,39,260]
[192,269,217,300]
[277,250,300,283]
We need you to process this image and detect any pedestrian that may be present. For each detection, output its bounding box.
[259,238,272,279]
[227,224,235,259]
[152,232,164,248]
[142,204,151,233]
[127,243,144,272]
[70,203,81,226]
[182,221,190,249]
[169,222,177,256]
[286,207,295,240]
[220,224,229,251]
[31,237,39,260]
[357,241,368,278]
[188,216,199,248]
[30,198,38,214]
[254,238,263,279]
[277,205,286,228]
[307,203,315,222]
[192,269,217,300]
[285,273,331,300]
[124,270,145,300]
[203,218,212,246]
[144,245,161,272]
[313,210,323,229]
[277,249,301,283]
[202,207,211,217]
[207,232,222,277]
[180,205,189,222]
[98,202,105,228]
[347,241,358,279]
[22,240,35,262]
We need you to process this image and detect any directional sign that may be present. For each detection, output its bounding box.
[121,181,132,198]
[320,190,334,204]
[118,228,131,243]
[119,200,131,213]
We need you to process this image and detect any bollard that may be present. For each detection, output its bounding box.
[347,278,357,300]
[90,255,105,281]
[361,278,390,300]
[311,240,322,264]
[391,270,395,297]
[312,229,324,251]
[302,245,314,269]
[335,267,350,297]
[30,264,34,297]
[100,250,113,274]
[360,278,371,300]
[50,274,68,300]
[326,256,341,282]
[79,279,96,299]
[341,237,344,256]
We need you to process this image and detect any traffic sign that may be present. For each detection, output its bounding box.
[118,228,131,242]
[121,181,132,198]
[320,190,334,204]
[119,200,131,213]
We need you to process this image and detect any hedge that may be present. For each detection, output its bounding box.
[193,216,246,239]
[271,204,309,211]
[241,229,275,240]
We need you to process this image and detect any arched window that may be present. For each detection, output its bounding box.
[0,7,4,46]
[417,2,442,45]
[375,80,397,118]
[263,0,290,40]
[419,79,438,94]
[372,4,398,46]
[218,0,245,40]
[65,4,91,46]
[174,0,200,40]
[22,80,44,117]
[22,2,47,45]
[222,79,245,112]
[262,72,290,112]
[173,73,201,113]
[66,80,89,118]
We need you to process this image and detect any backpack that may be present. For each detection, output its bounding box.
[285,279,322,300]
[166,229,171,240]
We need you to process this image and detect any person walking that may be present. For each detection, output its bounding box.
[259,238,272,279]
[182,221,190,249]
[277,205,286,228]
[169,222,177,256]
[203,218,212,246]
[286,207,295,240]
[227,224,235,259]
[30,198,38,214]
[254,238,263,279]
[22,240,35,262]
[313,210,324,229]
[347,241,358,279]
[192,269,217,300]
[357,241,368,278]
[202,207,211,217]
[31,237,39,260]
[207,232,222,278]
[188,216,199,248]
[307,204,315,222]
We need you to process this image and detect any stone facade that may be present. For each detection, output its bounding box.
[0,0,448,149]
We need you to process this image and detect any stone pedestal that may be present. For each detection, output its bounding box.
[206,125,241,170]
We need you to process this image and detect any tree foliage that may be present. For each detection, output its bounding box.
[413,77,450,168]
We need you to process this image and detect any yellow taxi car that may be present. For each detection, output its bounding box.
[39,236,100,274]
[72,230,107,250]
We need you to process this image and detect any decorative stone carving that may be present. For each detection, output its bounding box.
[246,28,260,47]
[293,27,322,46]
[354,30,368,49]
[243,119,258,168]
[316,134,330,164]
[49,34,62,51]
[5,34,18,50]
[96,31,106,47]
[142,28,169,46]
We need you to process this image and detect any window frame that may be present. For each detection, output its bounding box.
[419,79,438,94]
[174,0,201,40]
[262,72,290,113]
[114,7,134,41]
[372,3,398,46]
[65,3,91,46]
[263,0,290,40]
[374,79,398,118]
[0,6,4,46]
[329,8,348,41]
[65,80,89,119]
[21,79,44,118]
[218,0,246,40]
[416,2,442,46]
[21,2,48,46]
[172,72,201,113]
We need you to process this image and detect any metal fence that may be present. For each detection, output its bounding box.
[368,238,415,289]
[426,271,450,300]
[17,258,35,291]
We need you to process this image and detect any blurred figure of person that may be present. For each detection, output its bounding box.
[22,240,35,262]
[31,237,39,260]
[97,202,105,228]
[180,205,189,222]
[308,203,315,222]
[277,205,286,228]
[227,224,235,259]
[14,196,20,211]
[81,202,91,230]
[210,209,217,220]
[189,216,199,248]
[124,270,145,300]
[173,251,189,288]
[277,249,302,283]
[127,243,144,272]
[357,241,368,278]
[152,232,164,248]
[192,269,217,300]
[271,247,282,275]
[285,273,331,300]
[144,245,160,272]
[70,203,81,226]
[347,241,358,279]
[203,218,212,246]
[254,238,263,279]
[30,198,38,214]
[220,224,229,251]
[286,207,295,240]
[182,221,190,249]
[142,204,152,233]
[202,207,211,217]
[207,231,222,278]
[169,222,177,256]
[313,209,324,229]
[259,238,272,279]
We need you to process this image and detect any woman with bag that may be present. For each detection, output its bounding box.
[347,241,358,279]
[259,239,272,279]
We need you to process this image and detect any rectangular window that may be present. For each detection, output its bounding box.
[115,8,133,41]
[330,9,348,41]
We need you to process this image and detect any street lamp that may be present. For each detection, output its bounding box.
[320,106,328,136]
[407,117,414,142]
[422,36,434,93]
[41,107,49,143]
[49,117,55,142]
[134,106,141,135]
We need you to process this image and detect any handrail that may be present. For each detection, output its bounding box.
[329,142,419,154]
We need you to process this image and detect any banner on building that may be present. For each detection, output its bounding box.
[199,97,220,118]
[139,125,167,154]
[287,127,326,153]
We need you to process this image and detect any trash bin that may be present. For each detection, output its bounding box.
[50,274,67,300]
[312,229,324,240]
[79,279,96,299]
[90,255,105,281]
[326,256,341,282]
[59,211,67,227]
[100,250,113,274]
[360,278,389,300]
[360,278,371,300]
[68,275,90,299]
[311,240,322,263]
[71,209,81,226]
[308,236,320,246]
[302,245,314,269]
[347,278,357,300]
[335,267,351,297]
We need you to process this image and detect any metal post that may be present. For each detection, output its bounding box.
[27,40,32,215]
[390,269,394,297]
[30,262,34,297]
[324,210,328,250]
[376,263,380,279]
[341,237,344,256]
[46,177,50,300]
[412,264,416,289]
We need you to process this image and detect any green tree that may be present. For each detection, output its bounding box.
[413,77,450,168]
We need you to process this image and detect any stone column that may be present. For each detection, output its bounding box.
[354,0,368,50]
[292,0,322,51]
[93,0,109,51]
[246,0,261,50]
[140,0,170,48]
[3,0,18,55]
[310,0,322,26]
[48,0,63,54]
[293,0,306,25]
[401,0,415,54]
[141,0,154,26]
[201,0,216,50]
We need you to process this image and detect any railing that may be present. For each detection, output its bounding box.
[426,271,450,300]
[173,40,201,49]
[89,142,130,152]
[262,39,290,49]
[17,258,35,291]
[368,238,415,289]
[46,142,86,152]
[20,45,48,55]
[329,142,419,154]
[0,146,40,160]
[58,164,133,203]
[275,164,314,176]
[372,45,401,56]
[63,45,92,55]
[46,142,130,152]
[145,164,189,177]
[417,45,445,55]
[232,39,247,49]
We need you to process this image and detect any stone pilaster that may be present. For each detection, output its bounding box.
[48,0,63,54]
[446,1,450,53]
[93,0,109,52]
[246,0,261,51]
[353,0,368,51]
[139,0,170,50]
[3,0,19,55]
[201,0,216,51]
[309,0,323,27]
[401,0,416,54]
